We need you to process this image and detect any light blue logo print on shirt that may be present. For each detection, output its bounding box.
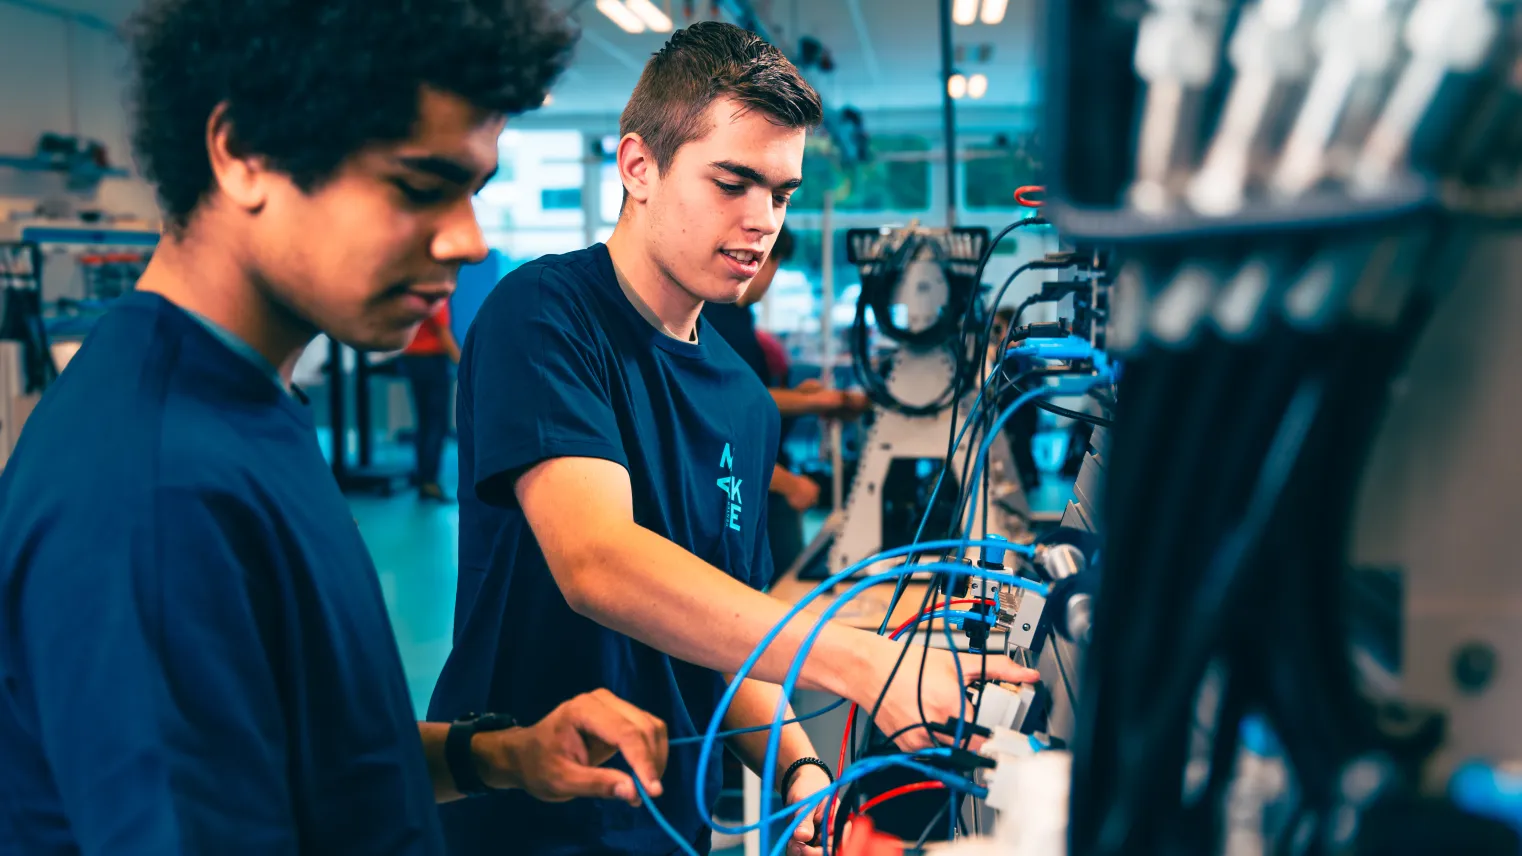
[716,443,742,533]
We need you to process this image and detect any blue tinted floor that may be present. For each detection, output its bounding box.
[349,441,461,717]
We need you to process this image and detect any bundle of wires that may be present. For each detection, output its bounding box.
[654,213,1103,856]
[1065,265,1444,855]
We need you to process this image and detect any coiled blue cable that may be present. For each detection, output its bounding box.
[634,777,702,856]
[694,539,1036,839]
[701,379,1084,852]
[766,755,989,856]
[756,562,1049,853]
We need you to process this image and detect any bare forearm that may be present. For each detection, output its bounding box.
[769,387,831,417]
[722,678,819,784]
[769,464,794,496]
[560,521,877,700]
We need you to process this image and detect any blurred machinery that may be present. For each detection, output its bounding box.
[0,222,158,467]
[881,1,1522,855]
[787,225,1035,581]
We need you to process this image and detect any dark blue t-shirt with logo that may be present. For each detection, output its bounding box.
[429,244,780,855]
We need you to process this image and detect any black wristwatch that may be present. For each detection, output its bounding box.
[446,712,518,797]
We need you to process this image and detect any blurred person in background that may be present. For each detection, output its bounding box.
[403,300,461,502]
[700,225,871,575]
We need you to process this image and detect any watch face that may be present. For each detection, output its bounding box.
[473,713,517,731]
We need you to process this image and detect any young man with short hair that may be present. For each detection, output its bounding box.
[0,2,667,853]
[430,22,1036,856]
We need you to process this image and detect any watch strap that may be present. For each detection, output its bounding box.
[446,712,517,797]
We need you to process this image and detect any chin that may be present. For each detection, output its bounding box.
[335,322,418,353]
[695,280,749,305]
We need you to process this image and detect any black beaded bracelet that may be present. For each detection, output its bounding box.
[779,756,834,797]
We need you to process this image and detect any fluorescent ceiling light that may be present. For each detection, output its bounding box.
[968,73,988,99]
[953,0,979,26]
[597,0,646,33]
[624,0,673,32]
[980,0,1008,25]
[948,73,968,99]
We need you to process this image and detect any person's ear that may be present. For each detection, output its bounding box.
[205,101,271,215]
[618,133,656,205]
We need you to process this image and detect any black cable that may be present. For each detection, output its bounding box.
[913,803,951,849]
[1036,399,1115,427]
[856,579,941,763]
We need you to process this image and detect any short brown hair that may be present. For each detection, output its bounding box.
[620,22,822,178]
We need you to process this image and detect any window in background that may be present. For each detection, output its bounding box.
[964,133,1041,210]
[600,161,622,225]
[474,129,586,261]
[789,134,933,213]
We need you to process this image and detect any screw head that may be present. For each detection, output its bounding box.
[1022,623,1032,632]
[1453,642,1498,695]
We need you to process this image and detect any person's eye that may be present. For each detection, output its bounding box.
[714,180,745,195]
[394,179,446,206]
[774,194,791,208]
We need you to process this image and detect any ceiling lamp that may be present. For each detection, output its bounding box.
[967,73,988,99]
[948,73,968,100]
[953,0,979,26]
[625,0,673,32]
[596,0,646,33]
[980,0,1008,25]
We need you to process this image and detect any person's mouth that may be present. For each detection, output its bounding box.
[719,247,763,278]
[394,284,453,318]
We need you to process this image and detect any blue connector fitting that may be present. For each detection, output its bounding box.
[981,533,1008,568]
[1006,335,1096,361]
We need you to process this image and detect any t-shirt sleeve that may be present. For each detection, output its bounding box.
[468,267,627,507]
[20,486,298,854]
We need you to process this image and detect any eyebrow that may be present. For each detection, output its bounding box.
[397,155,499,190]
[710,160,803,191]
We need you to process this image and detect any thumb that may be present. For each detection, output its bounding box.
[794,815,814,843]
[559,766,643,807]
[974,655,1041,685]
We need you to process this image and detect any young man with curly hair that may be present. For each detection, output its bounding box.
[0,1,668,853]
[429,21,1036,856]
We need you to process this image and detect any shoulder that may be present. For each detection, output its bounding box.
[476,247,608,327]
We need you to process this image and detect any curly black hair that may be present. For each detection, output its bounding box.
[127,0,578,232]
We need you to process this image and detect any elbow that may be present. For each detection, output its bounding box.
[550,539,618,621]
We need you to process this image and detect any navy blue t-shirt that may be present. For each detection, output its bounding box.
[428,244,780,855]
[0,292,442,854]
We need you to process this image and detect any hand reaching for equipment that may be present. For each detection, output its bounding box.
[857,639,1040,753]
[478,689,669,806]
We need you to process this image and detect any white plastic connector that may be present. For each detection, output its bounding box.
[981,749,1073,855]
[971,681,1027,731]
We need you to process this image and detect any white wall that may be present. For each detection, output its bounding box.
[0,1,157,223]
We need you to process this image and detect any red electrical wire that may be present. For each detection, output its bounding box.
[828,598,995,839]
[850,781,949,822]
[1013,185,1045,208]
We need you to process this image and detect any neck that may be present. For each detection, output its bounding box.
[605,218,703,340]
[135,229,315,384]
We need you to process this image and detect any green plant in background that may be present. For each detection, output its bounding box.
[790,133,932,213]
[965,131,1042,209]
